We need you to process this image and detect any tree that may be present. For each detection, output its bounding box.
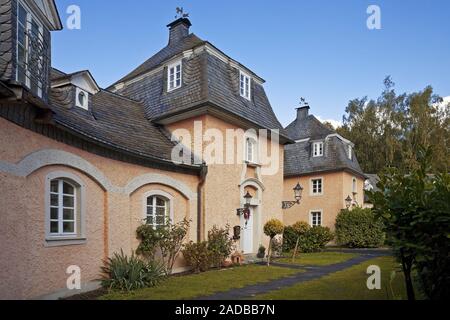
[263,219,284,266]
[369,148,450,300]
[337,77,449,174]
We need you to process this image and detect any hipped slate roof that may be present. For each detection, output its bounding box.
[284,112,365,178]
[49,69,199,171]
[109,29,290,140]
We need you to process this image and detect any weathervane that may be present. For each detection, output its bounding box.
[299,97,309,107]
[175,7,190,19]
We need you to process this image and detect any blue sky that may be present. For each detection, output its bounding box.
[52,0,450,126]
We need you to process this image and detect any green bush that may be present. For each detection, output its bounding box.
[335,208,385,248]
[100,250,165,292]
[257,245,266,259]
[207,225,234,268]
[283,221,311,252]
[300,226,334,253]
[182,241,212,273]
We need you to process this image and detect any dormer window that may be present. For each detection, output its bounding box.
[168,60,182,92]
[348,145,353,160]
[240,71,251,100]
[75,88,89,110]
[313,142,324,157]
[16,1,48,98]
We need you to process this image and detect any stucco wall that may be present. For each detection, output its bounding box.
[167,114,285,253]
[283,172,365,231]
[0,118,199,299]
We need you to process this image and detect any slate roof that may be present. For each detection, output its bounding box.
[284,112,365,178]
[48,69,200,171]
[285,114,334,141]
[109,25,290,140]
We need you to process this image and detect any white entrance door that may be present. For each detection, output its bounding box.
[242,208,254,254]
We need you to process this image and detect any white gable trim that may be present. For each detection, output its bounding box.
[28,0,62,30]
[52,72,100,95]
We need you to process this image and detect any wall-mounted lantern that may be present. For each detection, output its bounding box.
[282,183,303,210]
[237,191,253,225]
[345,195,353,209]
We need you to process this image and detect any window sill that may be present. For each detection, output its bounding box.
[245,161,261,168]
[310,193,324,197]
[45,237,87,247]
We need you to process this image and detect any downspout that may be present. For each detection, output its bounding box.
[197,163,208,242]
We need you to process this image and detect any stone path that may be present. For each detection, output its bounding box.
[196,250,388,300]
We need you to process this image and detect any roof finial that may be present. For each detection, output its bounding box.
[175,7,190,19]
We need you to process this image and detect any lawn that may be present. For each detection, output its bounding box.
[276,252,358,266]
[254,256,409,300]
[100,264,299,300]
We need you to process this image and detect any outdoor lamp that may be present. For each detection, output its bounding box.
[282,182,303,210]
[294,183,303,203]
[244,191,253,208]
[345,195,353,209]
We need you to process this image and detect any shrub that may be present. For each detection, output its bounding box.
[100,250,165,292]
[300,226,334,253]
[136,219,190,275]
[264,219,284,266]
[283,221,311,252]
[182,241,212,273]
[207,225,234,268]
[257,245,266,259]
[335,208,385,248]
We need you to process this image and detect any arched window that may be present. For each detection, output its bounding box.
[352,177,357,194]
[246,138,257,163]
[145,195,170,229]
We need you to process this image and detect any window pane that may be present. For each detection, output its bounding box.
[147,206,154,215]
[50,194,58,206]
[63,196,74,208]
[63,182,74,195]
[50,221,59,233]
[155,215,165,225]
[63,222,75,233]
[18,5,27,26]
[18,25,26,46]
[147,196,154,206]
[63,208,74,221]
[156,197,166,206]
[155,206,166,216]
[146,215,154,225]
[50,180,59,193]
[50,207,58,220]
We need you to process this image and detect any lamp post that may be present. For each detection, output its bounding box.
[282,183,303,209]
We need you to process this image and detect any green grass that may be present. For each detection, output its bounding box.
[255,256,409,300]
[99,264,300,300]
[277,252,358,266]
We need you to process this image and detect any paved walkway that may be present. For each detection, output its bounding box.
[196,250,387,300]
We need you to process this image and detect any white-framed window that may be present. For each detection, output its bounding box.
[75,87,89,110]
[145,195,170,229]
[239,71,251,100]
[352,177,357,194]
[45,171,86,245]
[245,137,257,163]
[16,0,46,98]
[313,142,324,157]
[167,60,182,92]
[310,211,322,227]
[348,145,353,160]
[311,178,323,196]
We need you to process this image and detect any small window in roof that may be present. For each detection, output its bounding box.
[240,71,251,100]
[313,142,324,157]
[75,87,89,110]
[168,60,182,92]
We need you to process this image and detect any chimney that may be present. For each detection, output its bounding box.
[167,18,192,45]
[296,105,310,120]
